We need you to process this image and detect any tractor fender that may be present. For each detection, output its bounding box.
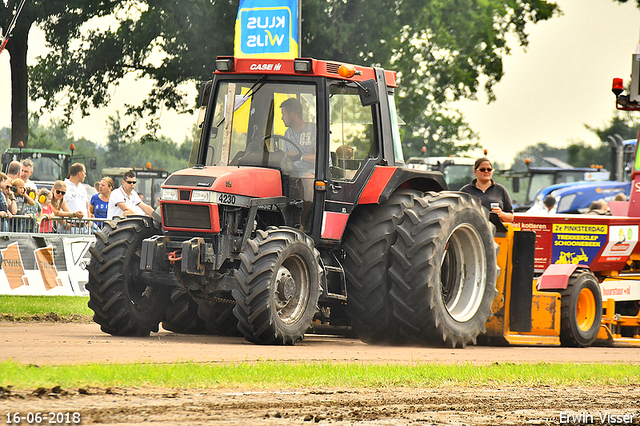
[357,166,447,205]
[537,264,590,290]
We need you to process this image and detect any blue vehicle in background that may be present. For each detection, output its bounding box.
[528,180,631,214]
[525,137,635,214]
[500,157,610,212]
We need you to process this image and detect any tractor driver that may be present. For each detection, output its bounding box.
[461,157,514,223]
[280,97,316,230]
[281,97,316,177]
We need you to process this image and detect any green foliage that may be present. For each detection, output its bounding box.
[26,0,559,155]
[1,0,125,146]
[0,114,191,183]
[566,142,611,170]
[0,127,10,152]
[29,0,238,140]
[510,108,638,172]
[401,112,480,158]
[613,0,640,7]
[303,0,558,156]
[511,142,568,171]
[103,113,191,173]
[585,111,640,143]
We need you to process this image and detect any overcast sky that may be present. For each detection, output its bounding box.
[1,1,640,167]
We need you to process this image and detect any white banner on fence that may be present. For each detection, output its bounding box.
[0,233,93,296]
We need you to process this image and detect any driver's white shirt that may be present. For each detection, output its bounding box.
[63,179,88,216]
[107,187,144,220]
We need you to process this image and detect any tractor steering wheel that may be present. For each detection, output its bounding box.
[263,134,302,162]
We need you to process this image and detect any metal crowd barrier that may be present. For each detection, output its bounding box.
[0,215,104,235]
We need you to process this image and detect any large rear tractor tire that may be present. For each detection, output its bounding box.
[560,269,602,347]
[162,288,209,334]
[194,293,241,336]
[342,189,419,343]
[86,216,171,337]
[232,227,322,345]
[388,192,499,348]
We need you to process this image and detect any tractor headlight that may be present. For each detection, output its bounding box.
[191,190,215,203]
[162,188,179,201]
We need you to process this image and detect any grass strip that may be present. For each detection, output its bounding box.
[1,360,639,390]
[0,296,91,321]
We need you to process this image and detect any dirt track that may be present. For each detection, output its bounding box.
[3,323,640,365]
[1,323,640,425]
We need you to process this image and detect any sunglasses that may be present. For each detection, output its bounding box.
[477,168,493,172]
[124,180,137,185]
[56,190,66,195]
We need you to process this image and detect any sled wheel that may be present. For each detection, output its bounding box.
[232,227,322,345]
[560,269,602,347]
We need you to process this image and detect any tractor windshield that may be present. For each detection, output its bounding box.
[203,80,317,177]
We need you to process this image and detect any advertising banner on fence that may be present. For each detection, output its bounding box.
[0,234,92,296]
[234,0,300,59]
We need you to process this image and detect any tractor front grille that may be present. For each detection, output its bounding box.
[163,203,211,229]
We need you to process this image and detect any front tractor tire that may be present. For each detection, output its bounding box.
[560,269,602,347]
[388,192,499,348]
[86,216,171,337]
[232,227,322,345]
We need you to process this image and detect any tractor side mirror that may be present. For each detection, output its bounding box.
[358,79,379,106]
[89,158,98,170]
[513,176,520,193]
[1,153,10,166]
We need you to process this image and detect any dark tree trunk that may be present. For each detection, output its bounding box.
[6,21,30,148]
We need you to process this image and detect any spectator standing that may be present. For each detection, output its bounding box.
[107,171,154,220]
[11,178,38,232]
[12,178,37,215]
[90,177,114,225]
[6,161,21,180]
[20,159,38,193]
[0,173,15,231]
[38,188,55,233]
[64,163,89,219]
[0,172,15,217]
[460,157,514,223]
[51,181,78,217]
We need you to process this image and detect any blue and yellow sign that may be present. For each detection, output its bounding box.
[234,0,299,59]
[551,223,607,265]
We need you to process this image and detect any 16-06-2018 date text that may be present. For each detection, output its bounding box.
[5,412,81,424]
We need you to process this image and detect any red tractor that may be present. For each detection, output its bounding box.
[86,57,499,347]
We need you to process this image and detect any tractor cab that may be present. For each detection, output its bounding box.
[185,57,410,240]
